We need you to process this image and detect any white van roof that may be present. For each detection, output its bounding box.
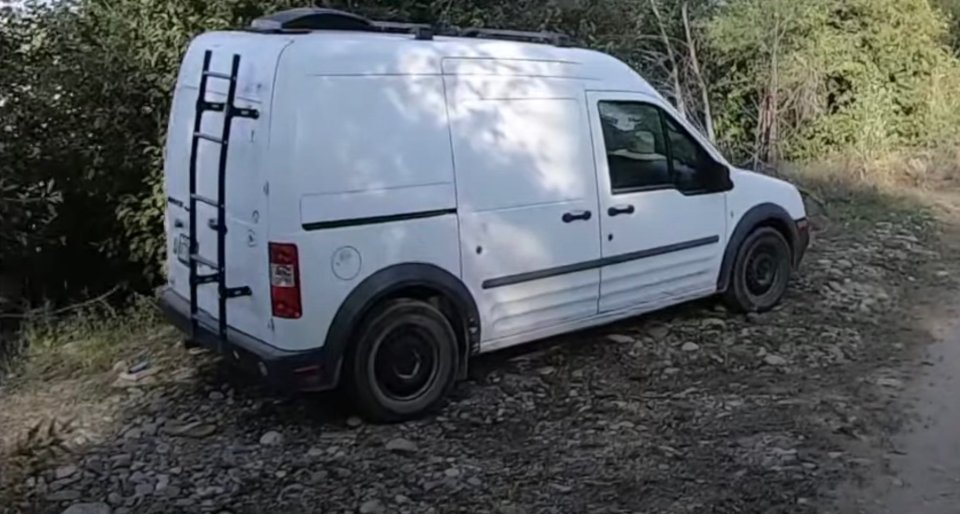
[195,30,660,96]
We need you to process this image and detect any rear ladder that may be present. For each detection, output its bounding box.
[187,50,260,343]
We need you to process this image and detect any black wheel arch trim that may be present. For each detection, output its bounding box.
[323,263,481,386]
[717,203,800,292]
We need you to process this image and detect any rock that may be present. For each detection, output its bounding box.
[110,454,132,468]
[745,312,761,323]
[346,416,363,428]
[306,447,325,458]
[50,478,79,491]
[47,490,82,502]
[160,486,182,498]
[385,438,418,454]
[828,451,844,459]
[663,367,680,376]
[107,492,123,506]
[208,391,225,401]
[467,477,482,487]
[444,467,461,478]
[196,486,225,498]
[498,504,526,514]
[702,318,726,330]
[122,428,142,440]
[133,483,153,497]
[536,366,556,376]
[259,431,284,446]
[112,366,159,388]
[764,354,788,366]
[648,326,670,339]
[55,465,78,480]
[60,503,112,514]
[154,474,170,493]
[681,342,700,352]
[359,499,385,514]
[877,377,904,388]
[606,334,635,344]
[162,421,217,438]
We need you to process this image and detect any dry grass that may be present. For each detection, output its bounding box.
[783,146,960,190]
[0,297,184,502]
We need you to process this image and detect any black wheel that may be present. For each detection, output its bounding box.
[347,299,458,422]
[724,227,792,312]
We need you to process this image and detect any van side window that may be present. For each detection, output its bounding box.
[665,116,714,193]
[598,102,671,193]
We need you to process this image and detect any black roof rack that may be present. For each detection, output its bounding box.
[247,8,573,46]
[459,28,573,47]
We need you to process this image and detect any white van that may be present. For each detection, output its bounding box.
[159,8,810,421]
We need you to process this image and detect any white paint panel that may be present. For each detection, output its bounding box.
[442,58,581,77]
[300,183,455,225]
[449,77,602,341]
[273,216,460,351]
[449,95,592,211]
[268,74,455,233]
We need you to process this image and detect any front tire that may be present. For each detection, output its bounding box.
[347,299,458,422]
[724,227,792,312]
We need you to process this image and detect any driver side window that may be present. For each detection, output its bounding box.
[598,100,720,195]
[598,101,671,193]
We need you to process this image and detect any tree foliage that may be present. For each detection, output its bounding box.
[1,0,959,304]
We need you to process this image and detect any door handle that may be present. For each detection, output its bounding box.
[562,210,592,223]
[608,204,635,217]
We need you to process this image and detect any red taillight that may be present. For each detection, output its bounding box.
[269,242,302,319]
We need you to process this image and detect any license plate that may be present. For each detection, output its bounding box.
[176,234,190,265]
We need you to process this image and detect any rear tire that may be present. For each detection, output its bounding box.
[723,227,792,313]
[347,299,458,422]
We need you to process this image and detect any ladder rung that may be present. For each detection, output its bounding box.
[224,286,252,298]
[204,71,234,80]
[193,273,220,285]
[194,132,226,145]
[232,107,260,119]
[190,253,219,269]
[200,101,225,112]
[191,193,220,207]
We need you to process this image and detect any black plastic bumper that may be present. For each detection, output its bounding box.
[157,287,339,391]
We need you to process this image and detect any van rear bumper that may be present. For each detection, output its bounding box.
[157,287,339,391]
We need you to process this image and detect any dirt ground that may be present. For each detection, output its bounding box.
[2,183,960,514]
[832,192,960,514]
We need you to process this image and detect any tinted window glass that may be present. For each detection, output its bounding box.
[598,102,671,192]
[666,117,714,192]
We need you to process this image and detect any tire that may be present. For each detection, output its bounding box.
[723,227,793,313]
[346,299,459,422]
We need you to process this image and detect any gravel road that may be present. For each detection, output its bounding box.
[2,198,955,514]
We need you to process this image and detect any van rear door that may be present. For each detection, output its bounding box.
[164,34,289,344]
